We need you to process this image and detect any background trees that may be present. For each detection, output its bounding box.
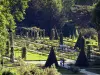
[92,1,100,50]
[21,0,74,37]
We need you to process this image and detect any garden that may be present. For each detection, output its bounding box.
[1,0,100,75]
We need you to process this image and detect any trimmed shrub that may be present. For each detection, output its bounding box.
[75,36,89,67]
[45,47,58,67]
[22,47,27,59]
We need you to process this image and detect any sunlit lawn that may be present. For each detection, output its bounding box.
[14,51,48,60]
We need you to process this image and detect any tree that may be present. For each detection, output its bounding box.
[22,47,26,60]
[75,36,89,67]
[74,33,82,49]
[0,1,11,65]
[45,47,58,67]
[21,0,74,37]
[9,0,29,62]
[75,0,100,5]
[92,1,100,50]
[0,0,29,63]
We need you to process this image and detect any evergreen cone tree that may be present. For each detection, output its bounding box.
[74,33,82,49]
[75,36,89,67]
[45,47,58,67]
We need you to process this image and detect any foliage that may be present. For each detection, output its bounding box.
[45,47,58,67]
[2,70,15,75]
[75,37,89,67]
[0,0,29,61]
[92,1,100,31]
[17,58,32,75]
[9,0,29,22]
[23,0,74,36]
[80,28,97,38]
[17,58,60,75]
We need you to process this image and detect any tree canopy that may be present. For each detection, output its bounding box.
[92,1,100,31]
[0,0,29,51]
[21,0,74,35]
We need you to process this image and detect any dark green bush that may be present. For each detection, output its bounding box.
[22,47,27,59]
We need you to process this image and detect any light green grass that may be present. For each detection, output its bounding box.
[14,51,47,60]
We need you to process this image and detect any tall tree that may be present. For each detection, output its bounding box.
[9,0,29,62]
[0,0,11,64]
[0,0,29,63]
[92,1,100,50]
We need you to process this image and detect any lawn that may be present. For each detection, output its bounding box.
[57,67,84,75]
[14,51,48,60]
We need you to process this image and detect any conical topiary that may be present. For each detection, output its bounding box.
[74,33,82,49]
[45,47,58,67]
[75,36,89,67]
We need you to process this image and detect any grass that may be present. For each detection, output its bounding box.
[57,67,72,74]
[58,52,78,60]
[14,51,48,60]
[57,66,84,75]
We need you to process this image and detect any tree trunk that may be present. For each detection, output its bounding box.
[60,32,63,45]
[98,30,100,50]
[9,31,14,63]
[43,29,45,39]
[39,30,42,39]
[10,47,14,63]
[54,27,59,40]
[50,29,55,40]
[1,49,3,66]
[34,31,37,40]
[37,30,39,39]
